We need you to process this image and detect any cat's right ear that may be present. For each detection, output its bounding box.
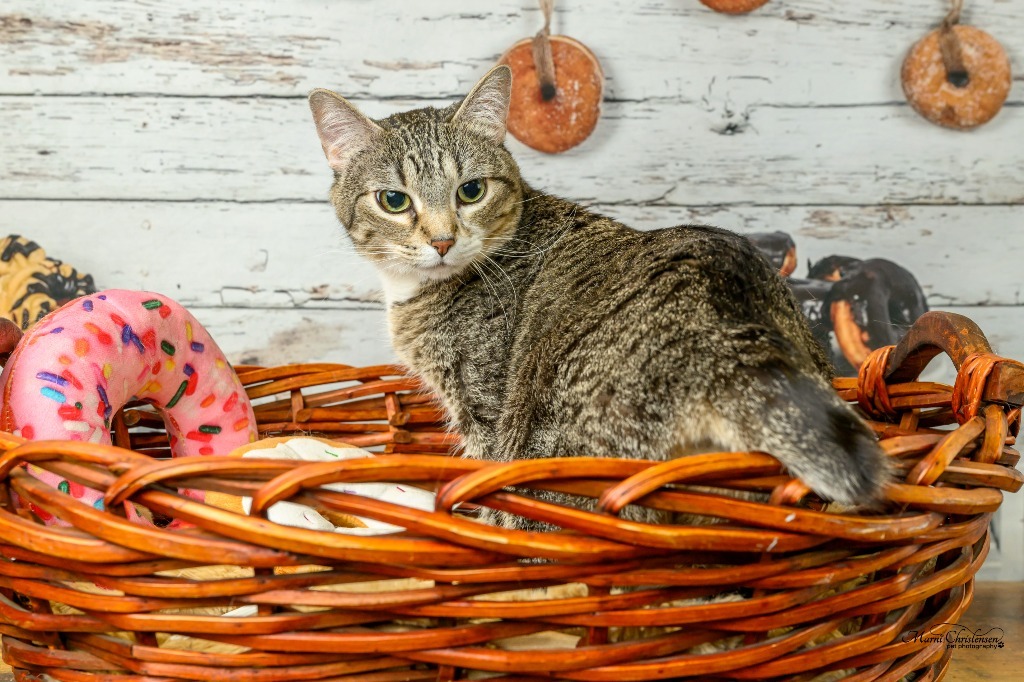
[308,89,381,175]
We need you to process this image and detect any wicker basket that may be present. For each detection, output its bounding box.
[0,311,1020,681]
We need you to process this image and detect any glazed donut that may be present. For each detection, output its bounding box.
[806,255,862,283]
[747,231,797,278]
[808,258,929,372]
[901,25,1011,130]
[499,35,604,154]
[0,289,257,524]
[699,0,770,14]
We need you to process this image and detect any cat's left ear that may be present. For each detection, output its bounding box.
[451,65,512,144]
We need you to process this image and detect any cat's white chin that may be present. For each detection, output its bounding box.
[418,263,463,280]
[376,261,466,306]
[377,268,422,306]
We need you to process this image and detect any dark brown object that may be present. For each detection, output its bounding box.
[698,0,771,14]
[746,231,796,277]
[938,2,969,87]
[806,256,930,375]
[0,312,1020,680]
[0,319,22,366]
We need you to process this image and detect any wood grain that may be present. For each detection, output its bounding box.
[2,97,1022,205]
[179,305,1024,387]
[1,200,1020,307]
[194,307,393,368]
[946,581,1024,681]
[1,0,1021,105]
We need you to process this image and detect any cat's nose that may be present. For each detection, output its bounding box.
[431,237,455,257]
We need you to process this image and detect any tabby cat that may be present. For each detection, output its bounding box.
[308,66,888,529]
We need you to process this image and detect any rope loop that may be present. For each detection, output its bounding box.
[857,345,898,420]
[952,352,1005,424]
[939,0,968,87]
[532,0,557,100]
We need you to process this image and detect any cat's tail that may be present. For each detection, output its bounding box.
[725,363,890,506]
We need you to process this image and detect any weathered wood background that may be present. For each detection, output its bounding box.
[0,0,1022,577]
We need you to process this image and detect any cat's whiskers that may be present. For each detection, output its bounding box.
[471,260,508,327]
[469,261,512,334]
[312,246,377,262]
[316,244,396,257]
[480,236,547,258]
[486,207,577,261]
[482,230,562,258]
[512,191,553,206]
[479,252,519,314]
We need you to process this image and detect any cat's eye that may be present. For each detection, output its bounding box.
[457,179,486,204]
[376,190,411,213]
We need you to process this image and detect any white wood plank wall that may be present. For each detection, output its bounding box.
[1,0,1022,576]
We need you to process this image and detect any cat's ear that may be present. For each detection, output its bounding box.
[308,89,382,175]
[451,65,512,144]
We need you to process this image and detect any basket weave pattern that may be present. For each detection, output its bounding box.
[0,312,1021,681]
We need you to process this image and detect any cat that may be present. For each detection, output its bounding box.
[307,65,889,529]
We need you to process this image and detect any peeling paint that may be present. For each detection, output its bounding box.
[363,59,444,71]
[234,316,354,367]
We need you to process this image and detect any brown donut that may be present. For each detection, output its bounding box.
[499,36,604,154]
[902,25,1011,130]
[699,0,770,14]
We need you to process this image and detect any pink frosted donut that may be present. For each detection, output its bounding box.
[0,289,258,524]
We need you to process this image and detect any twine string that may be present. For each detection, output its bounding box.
[939,0,969,87]
[539,0,554,32]
[532,0,557,101]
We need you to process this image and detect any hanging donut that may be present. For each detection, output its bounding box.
[499,0,604,154]
[699,0,770,14]
[901,1,1011,130]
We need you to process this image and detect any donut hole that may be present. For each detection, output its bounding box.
[946,70,970,88]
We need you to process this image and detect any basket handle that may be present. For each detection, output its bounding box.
[884,311,1024,407]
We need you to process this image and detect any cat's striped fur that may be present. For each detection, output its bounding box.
[308,66,888,529]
